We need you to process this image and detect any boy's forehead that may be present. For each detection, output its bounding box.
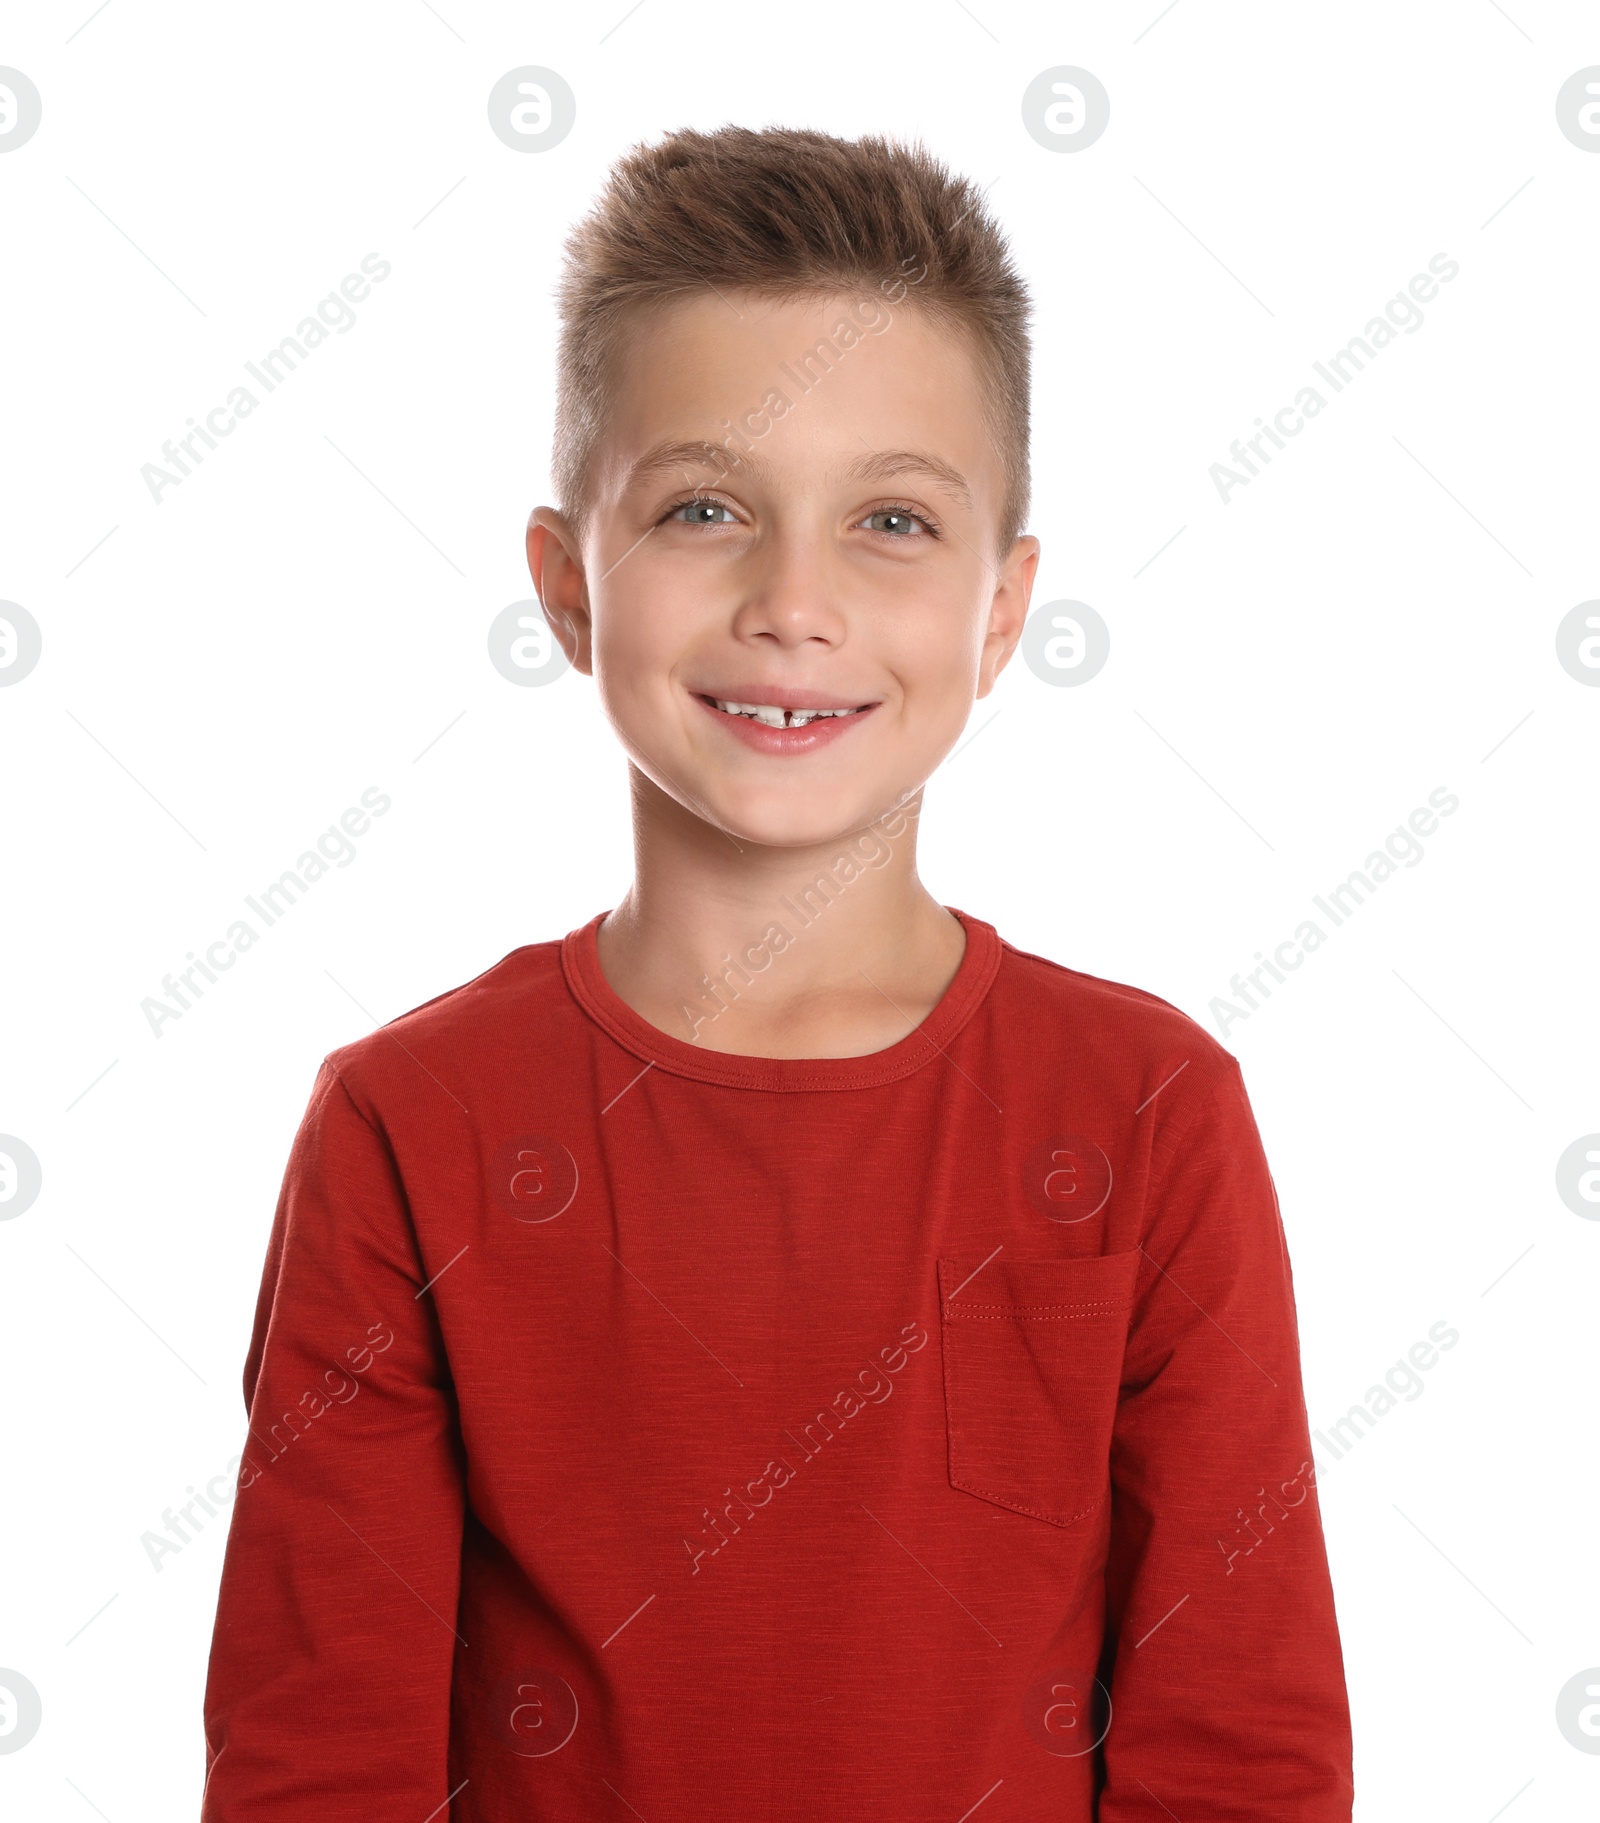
[593,290,1001,505]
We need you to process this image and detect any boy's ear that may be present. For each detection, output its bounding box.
[525,507,593,676]
[976,533,1040,698]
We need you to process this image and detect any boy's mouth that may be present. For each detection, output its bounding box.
[703,696,872,729]
[691,689,880,750]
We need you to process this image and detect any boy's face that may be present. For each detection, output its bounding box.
[528,290,1038,850]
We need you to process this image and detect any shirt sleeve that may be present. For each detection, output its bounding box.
[200,1059,465,1819]
[1099,1057,1353,1820]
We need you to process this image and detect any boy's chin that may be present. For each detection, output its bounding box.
[692,786,907,855]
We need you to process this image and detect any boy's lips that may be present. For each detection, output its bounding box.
[690,688,880,754]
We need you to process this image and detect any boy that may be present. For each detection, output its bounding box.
[200,127,1353,1819]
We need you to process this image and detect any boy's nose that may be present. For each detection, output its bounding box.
[728,538,849,649]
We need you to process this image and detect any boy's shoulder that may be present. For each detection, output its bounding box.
[319,931,575,1112]
[990,927,1242,1097]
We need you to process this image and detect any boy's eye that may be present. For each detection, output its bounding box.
[861,508,931,536]
[670,497,737,525]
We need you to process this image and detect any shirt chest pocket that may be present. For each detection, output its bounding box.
[937,1250,1140,1529]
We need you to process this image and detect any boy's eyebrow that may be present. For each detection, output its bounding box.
[847,447,973,510]
[623,439,973,508]
[624,440,752,490]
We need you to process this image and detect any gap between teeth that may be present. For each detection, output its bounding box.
[713,700,861,728]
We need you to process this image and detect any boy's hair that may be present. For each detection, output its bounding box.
[553,125,1032,552]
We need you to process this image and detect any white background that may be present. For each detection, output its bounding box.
[2,2,1597,1817]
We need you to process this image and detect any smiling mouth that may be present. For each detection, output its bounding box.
[700,696,875,729]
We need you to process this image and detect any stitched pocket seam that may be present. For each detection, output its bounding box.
[943,1334,1099,1529]
[940,1256,1136,1529]
[945,1300,1131,1319]
[948,1474,1101,1529]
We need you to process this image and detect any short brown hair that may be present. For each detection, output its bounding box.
[553,126,1032,551]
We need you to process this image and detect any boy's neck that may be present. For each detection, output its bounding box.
[593,770,966,1059]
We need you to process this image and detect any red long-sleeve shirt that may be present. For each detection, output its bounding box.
[200,908,1353,1820]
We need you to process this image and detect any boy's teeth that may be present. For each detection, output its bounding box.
[713,699,858,728]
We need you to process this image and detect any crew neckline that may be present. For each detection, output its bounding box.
[560,906,1002,1092]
